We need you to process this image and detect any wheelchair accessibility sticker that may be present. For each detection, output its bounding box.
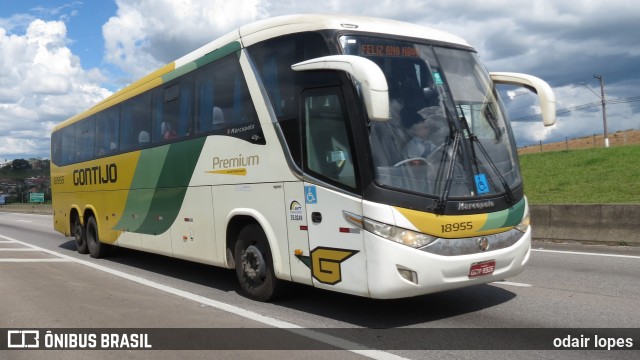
[474,174,490,195]
[304,185,317,204]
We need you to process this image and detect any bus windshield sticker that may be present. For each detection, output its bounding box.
[432,71,444,85]
[474,174,490,195]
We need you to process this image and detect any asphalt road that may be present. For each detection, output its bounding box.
[1,212,639,360]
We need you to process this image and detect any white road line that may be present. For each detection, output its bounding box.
[491,281,533,288]
[0,259,73,262]
[0,234,407,360]
[532,248,640,259]
[0,248,40,251]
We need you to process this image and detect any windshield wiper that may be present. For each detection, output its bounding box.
[432,105,462,214]
[436,130,461,213]
[459,111,515,205]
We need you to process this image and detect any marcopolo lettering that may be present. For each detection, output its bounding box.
[212,154,259,169]
[227,124,255,135]
[457,200,495,211]
[73,164,118,186]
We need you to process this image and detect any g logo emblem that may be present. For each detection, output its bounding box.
[297,247,359,285]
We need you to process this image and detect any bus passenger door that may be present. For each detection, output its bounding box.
[300,88,368,297]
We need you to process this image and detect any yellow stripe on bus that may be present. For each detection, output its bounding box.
[394,207,511,239]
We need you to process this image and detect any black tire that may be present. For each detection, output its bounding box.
[234,224,281,301]
[73,215,88,254]
[86,216,110,258]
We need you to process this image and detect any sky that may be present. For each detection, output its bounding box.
[1,0,639,161]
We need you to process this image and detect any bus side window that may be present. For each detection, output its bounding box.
[76,116,96,162]
[95,107,119,156]
[195,53,260,138]
[51,131,62,165]
[121,93,151,151]
[303,89,357,189]
[178,78,193,136]
[61,125,76,165]
[153,77,193,143]
[196,68,215,133]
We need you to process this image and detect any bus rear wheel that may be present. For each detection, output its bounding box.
[234,224,280,302]
[73,215,88,254]
[86,216,110,258]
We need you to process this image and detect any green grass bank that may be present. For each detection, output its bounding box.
[520,145,640,205]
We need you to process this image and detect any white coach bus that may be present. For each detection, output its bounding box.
[51,14,555,301]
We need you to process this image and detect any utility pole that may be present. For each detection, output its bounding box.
[594,74,609,148]
[580,75,609,148]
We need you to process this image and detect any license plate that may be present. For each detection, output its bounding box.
[468,260,495,278]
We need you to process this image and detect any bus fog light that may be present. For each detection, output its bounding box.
[397,266,418,284]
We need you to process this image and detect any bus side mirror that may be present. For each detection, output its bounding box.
[490,72,556,127]
[292,55,391,121]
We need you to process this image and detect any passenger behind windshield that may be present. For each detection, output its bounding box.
[404,107,447,159]
[370,61,447,167]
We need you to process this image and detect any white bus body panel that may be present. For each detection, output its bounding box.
[239,14,470,48]
[304,184,369,297]
[170,186,218,265]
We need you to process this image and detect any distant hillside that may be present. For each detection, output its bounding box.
[0,168,49,181]
[518,129,640,154]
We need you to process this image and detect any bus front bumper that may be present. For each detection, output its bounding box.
[364,227,531,299]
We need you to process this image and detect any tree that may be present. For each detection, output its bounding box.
[11,159,31,170]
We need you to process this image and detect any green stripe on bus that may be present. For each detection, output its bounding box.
[115,146,171,232]
[503,198,526,228]
[161,41,242,83]
[193,42,241,68]
[161,62,197,83]
[480,198,525,231]
[131,137,207,235]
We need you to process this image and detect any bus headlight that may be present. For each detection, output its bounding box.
[363,218,436,248]
[515,212,530,233]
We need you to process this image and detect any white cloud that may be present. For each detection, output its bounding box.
[103,0,267,80]
[0,19,112,160]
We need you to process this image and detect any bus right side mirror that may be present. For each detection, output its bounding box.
[490,72,557,127]
[292,55,391,121]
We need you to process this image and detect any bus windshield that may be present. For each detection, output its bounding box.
[340,35,521,201]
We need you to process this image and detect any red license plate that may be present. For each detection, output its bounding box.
[468,260,496,278]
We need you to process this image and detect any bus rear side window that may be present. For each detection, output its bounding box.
[61,125,76,165]
[51,131,62,165]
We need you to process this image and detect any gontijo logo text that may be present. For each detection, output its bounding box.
[73,163,118,186]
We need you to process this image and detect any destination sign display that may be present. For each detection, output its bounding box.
[359,44,419,58]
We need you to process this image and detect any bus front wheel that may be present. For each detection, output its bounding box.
[73,215,88,254]
[234,224,280,301]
